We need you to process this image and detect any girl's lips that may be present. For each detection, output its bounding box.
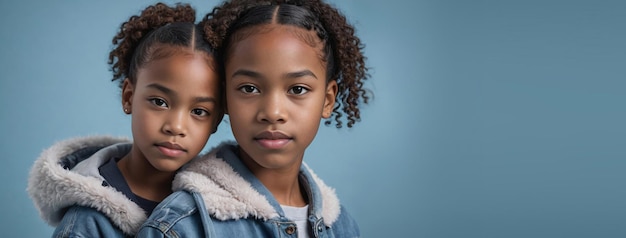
[157,145,185,157]
[256,138,291,149]
[155,142,186,157]
[254,131,292,149]
[255,131,290,140]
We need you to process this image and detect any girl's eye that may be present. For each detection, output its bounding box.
[149,98,168,108]
[238,85,259,94]
[288,86,309,95]
[192,108,209,117]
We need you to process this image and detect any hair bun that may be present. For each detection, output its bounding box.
[109,3,197,83]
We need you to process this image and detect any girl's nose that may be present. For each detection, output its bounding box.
[162,110,188,137]
[257,94,287,124]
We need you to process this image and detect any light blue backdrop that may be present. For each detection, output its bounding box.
[1,0,625,237]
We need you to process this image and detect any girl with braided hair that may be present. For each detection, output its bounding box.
[27,3,223,237]
[138,0,369,237]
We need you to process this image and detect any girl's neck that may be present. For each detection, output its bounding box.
[117,146,174,202]
[240,150,308,207]
[256,167,307,207]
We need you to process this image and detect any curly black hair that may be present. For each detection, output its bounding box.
[200,0,370,128]
[108,2,214,88]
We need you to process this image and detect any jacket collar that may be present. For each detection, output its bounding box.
[27,136,145,236]
[173,141,342,226]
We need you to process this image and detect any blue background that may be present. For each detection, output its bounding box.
[1,0,625,237]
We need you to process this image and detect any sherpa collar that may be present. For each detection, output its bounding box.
[27,136,146,236]
[173,142,342,226]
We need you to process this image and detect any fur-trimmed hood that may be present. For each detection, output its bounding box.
[172,141,342,227]
[27,136,146,236]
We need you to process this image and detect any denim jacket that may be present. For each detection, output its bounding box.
[27,136,146,237]
[137,142,360,237]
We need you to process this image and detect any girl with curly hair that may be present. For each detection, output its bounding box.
[27,3,223,237]
[138,0,370,237]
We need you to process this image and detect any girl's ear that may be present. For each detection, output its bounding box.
[322,80,338,119]
[121,78,134,114]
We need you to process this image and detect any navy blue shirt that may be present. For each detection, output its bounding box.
[98,157,159,215]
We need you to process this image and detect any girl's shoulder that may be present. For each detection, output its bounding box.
[28,136,144,236]
[53,205,130,237]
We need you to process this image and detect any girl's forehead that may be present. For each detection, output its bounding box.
[143,45,214,68]
[230,24,323,51]
[225,24,328,80]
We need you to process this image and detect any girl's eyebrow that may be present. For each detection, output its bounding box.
[231,69,317,80]
[285,70,317,80]
[147,83,175,97]
[147,83,216,104]
[231,69,261,79]
[194,96,217,104]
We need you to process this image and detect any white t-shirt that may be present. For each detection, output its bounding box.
[281,205,310,238]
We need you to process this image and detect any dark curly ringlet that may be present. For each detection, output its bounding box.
[109,2,214,88]
[201,0,370,128]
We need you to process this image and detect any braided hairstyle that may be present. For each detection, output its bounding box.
[109,2,214,88]
[201,0,370,128]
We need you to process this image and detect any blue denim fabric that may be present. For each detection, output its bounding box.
[137,145,360,238]
[138,192,359,238]
[52,206,129,238]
